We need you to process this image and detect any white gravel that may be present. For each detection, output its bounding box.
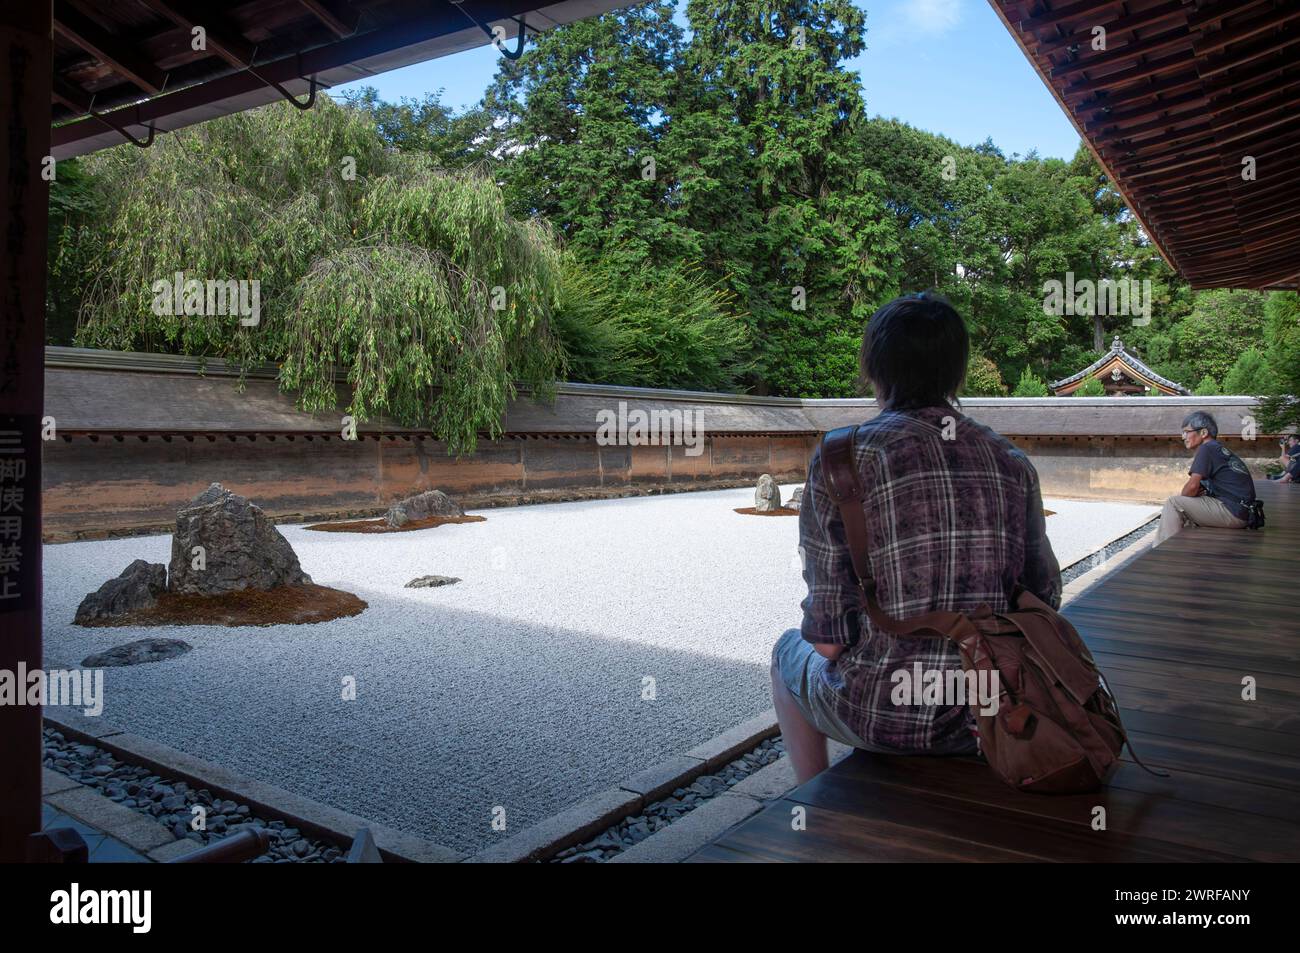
[41,485,1155,854]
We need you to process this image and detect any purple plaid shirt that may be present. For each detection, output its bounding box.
[799,405,1062,752]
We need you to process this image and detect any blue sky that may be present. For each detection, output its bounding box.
[333,0,1082,160]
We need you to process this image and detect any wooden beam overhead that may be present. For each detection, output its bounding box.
[989,0,1300,290]
[53,0,168,94]
[297,0,361,37]
[133,0,256,69]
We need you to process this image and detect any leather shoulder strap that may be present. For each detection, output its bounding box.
[818,426,871,585]
[818,427,974,643]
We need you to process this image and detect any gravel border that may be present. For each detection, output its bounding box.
[1060,515,1159,586]
[43,728,344,863]
[548,736,785,863]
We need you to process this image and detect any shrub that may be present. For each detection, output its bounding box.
[1073,376,1106,396]
[1012,367,1050,397]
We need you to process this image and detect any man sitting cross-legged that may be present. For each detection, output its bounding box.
[1155,411,1257,546]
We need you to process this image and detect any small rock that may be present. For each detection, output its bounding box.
[405,575,461,589]
[754,474,782,512]
[383,490,464,528]
[74,560,167,625]
[82,637,193,668]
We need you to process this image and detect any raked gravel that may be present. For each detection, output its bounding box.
[41,485,1156,854]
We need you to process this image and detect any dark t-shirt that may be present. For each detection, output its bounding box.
[1190,440,1256,519]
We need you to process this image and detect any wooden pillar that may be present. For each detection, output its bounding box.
[0,2,51,862]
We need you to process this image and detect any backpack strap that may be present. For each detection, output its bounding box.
[818,427,979,646]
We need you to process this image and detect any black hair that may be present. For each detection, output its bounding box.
[859,291,968,410]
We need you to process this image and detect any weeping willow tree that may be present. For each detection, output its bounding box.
[76,96,564,454]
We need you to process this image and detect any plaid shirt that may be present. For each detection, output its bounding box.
[799,405,1062,752]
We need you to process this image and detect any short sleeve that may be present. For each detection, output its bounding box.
[1017,455,1062,610]
[1189,444,1212,476]
[797,443,867,646]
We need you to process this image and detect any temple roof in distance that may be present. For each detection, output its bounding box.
[1050,336,1190,396]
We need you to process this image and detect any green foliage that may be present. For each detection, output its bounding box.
[1192,375,1221,396]
[47,158,102,345]
[48,1,1291,411]
[962,353,1007,396]
[1174,289,1267,384]
[552,253,751,390]
[1012,367,1049,397]
[1073,376,1106,396]
[1222,347,1280,396]
[74,98,563,454]
[1257,292,1300,433]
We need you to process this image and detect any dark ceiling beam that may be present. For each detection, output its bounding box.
[49,0,551,158]
[134,0,256,68]
[53,0,168,94]
[297,0,361,37]
[51,75,93,113]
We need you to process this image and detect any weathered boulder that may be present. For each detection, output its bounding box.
[168,483,311,594]
[383,490,464,528]
[405,575,461,589]
[790,486,804,511]
[82,638,192,668]
[754,474,782,512]
[74,560,167,625]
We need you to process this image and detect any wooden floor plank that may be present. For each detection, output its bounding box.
[818,752,1298,862]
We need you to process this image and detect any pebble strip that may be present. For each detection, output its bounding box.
[43,728,344,863]
[1060,516,1159,586]
[548,736,786,863]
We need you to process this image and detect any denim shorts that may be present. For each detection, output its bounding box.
[772,627,882,752]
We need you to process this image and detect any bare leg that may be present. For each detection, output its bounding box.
[771,662,829,784]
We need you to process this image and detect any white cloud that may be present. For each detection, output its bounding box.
[905,0,964,34]
[870,0,966,50]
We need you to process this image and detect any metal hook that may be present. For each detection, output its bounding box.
[482,16,528,59]
[243,51,320,111]
[88,107,157,148]
[251,70,319,110]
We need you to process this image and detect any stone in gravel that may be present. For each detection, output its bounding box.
[292,840,310,857]
[405,575,461,589]
[754,474,782,512]
[82,637,193,668]
[790,486,804,511]
[90,764,113,776]
[383,490,464,529]
[561,850,604,863]
[168,483,311,594]
[74,560,167,625]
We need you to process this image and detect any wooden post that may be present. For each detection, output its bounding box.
[0,1,51,862]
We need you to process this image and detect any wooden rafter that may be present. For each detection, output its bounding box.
[53,0,167,94]
[297,0,361,37]
[134,0,256,69]
[989,0,1300,290]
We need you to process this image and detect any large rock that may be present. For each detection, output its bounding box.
[74,560,167,625]
[789,486,804,511]
[83,638,192,668]
[383,490,464,528]
[754,474,782,512]
[168,483,311,594]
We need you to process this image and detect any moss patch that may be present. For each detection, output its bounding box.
[74,584,366,627]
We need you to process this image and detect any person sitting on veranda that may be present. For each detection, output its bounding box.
[1155,412,1257,546]
[770,293,1062,784]
[1269,434,1299,482]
